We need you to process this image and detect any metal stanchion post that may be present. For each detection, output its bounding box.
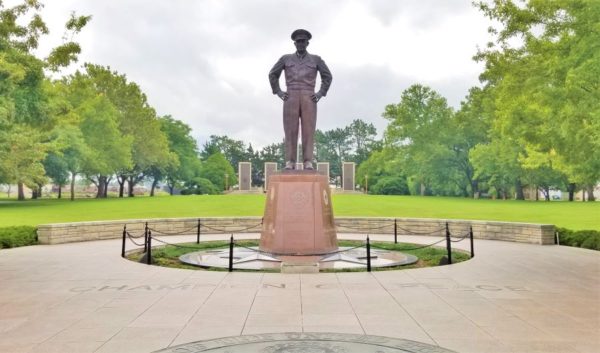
[366,236,372,272]
[147,230,152,265]
[121,225,127,258]
[445,222,452,264]
[197,219,201,244]
[228,235,234,272]
[394,219,398,244]
[144,222,148,252]
[469,225,474,258]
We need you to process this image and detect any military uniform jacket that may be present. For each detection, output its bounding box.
[269,52,332,96]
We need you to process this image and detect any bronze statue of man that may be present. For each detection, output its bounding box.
[269,29,332,170]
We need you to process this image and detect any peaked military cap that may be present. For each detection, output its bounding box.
[291,29,312,41]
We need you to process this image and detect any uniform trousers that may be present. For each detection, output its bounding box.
[283,89,317,163]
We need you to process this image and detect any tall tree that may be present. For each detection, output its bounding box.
[200,135,246,174]
[82,64,172,197]
[451,87,494,197]
[470,139,523,200]
[159,116,201,195]
[0,1,89,200]
[475,0,600,200]
[347,119,379,166]
[0,126,47,199]
[43,152,69,198]
[78,94,133,197]
[315,127,352,179]
[383,84,456,195]
[356,147,408,194]
[198,153,235,192]
[259,142,285,168]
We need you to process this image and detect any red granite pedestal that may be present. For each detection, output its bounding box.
[259,171,338,255]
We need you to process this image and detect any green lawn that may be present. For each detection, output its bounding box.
[0,194,598,230]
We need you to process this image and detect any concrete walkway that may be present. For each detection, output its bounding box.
[0,234,598,353]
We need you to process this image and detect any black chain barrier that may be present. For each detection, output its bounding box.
[126,231,147,247]
[147,225,199,236]
[136,221,265,238]
[147,230,152,265]
[120,219,475,266]
[393,237,448,251]
[337,221,446,236]
[450,232,471,242]
[336,222,395,231]
[200,222,263,233]
[150,236,210,251]
[396,226,446,235]
[123,229,145,238]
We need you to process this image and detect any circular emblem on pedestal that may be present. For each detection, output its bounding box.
[291,191,308,206]
[323,189,329,206]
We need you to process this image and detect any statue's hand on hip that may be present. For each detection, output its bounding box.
[277,91,289,101]
[311,92,323,103]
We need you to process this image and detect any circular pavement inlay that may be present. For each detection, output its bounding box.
[154,333,458,353]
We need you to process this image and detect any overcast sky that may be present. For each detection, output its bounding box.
[32,0,492,149]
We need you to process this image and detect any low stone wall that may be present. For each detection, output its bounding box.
[37,216,555,245]
[36,217,263,245]
[335,217,555,245]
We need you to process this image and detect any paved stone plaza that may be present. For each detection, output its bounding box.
[0,234,598,353]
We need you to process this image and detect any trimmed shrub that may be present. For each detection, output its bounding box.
[194,178,221,194]
[371,176,409,195]
[557,228,600,251]
[181,178,221,195]
[0,226,38,249]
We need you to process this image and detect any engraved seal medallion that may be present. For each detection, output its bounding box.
[154,332,458,353]
[291,190,308,206]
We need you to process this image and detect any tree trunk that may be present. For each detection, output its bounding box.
[70,173,76,201]
[420,182,425,196]
[31,188,38,199]
[168,184,174,195]
[567,183,576,202]
[117,175,126,198]
[104,176,112,198]
[18,182,25,200]
[7,184,11,198]
[515,179,524,200]
[587,185,596,202]
[58,185,62,199]
[96,176,107,198]
[128,176,136,197]
[150,178,159,196]
[471,179,479,199]
[535,185,539,201]
[543,186,550,201]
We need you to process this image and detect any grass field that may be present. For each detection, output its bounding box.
[0,194,598,230]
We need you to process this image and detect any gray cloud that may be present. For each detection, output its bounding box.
[364,0,473,27]
[38,0,488,149]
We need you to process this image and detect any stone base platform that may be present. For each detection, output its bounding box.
[260,171,338,255]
